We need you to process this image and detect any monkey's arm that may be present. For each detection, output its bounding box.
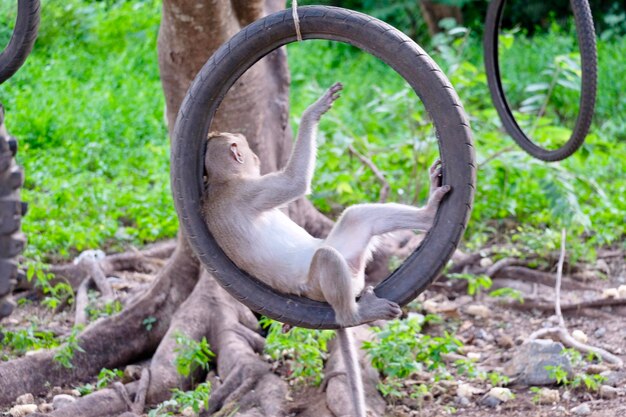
[245,83,343,211]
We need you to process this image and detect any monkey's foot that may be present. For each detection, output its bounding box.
[354,286,401,324]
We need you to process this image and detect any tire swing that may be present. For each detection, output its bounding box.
[483,0,597,162]
[0,0,40,84]
[171,6,476,329]
[0,0,39,320]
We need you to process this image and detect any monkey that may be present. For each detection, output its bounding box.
[203,82,450,417]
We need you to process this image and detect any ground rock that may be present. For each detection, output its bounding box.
[537,388,559,404]
[9,404,38,417]
[504,339,573,385]
[465,304,491,319]
[52,394,76,410]
[599,384,620,399]
[15,393,35,405]
[38,403,53,413]
[594,327,606,338]
[480,387,513,407]
[571,402,591,416]
[571,329,588,344]
[600,370,626,387]
[457,383,484,399]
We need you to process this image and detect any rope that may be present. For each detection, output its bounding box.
[292,0,302,41]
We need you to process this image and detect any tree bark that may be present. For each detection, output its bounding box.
[420,0,463,35]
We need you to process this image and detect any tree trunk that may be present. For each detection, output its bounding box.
[420,0,463,35]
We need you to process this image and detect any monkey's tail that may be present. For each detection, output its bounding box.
[336,328,366,417]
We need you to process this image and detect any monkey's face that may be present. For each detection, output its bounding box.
[205,132,261,181]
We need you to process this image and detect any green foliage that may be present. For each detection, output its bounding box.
[0,325,59,355]
[488,287,525,303]
[96,367,124,389]
[448,273,492,296]
[172,332,214,378]
[148,382,211,417]
[260,317,334,385]
[143,316,157,331]
[362,316,462,398]
[53,326,86,369]
[86,291,123,321]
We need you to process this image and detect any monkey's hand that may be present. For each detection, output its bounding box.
[302,82,343,121]
[423,159,451,226]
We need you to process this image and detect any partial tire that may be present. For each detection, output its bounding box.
[0,106,26,321]
[171,6,476,329]
[0,0,40,85]
[483,0,597,162]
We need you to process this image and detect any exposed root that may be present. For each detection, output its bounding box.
[200,270,287,417]
[0,240,199,406]
[501,297,626,313]
[74,276,93,326]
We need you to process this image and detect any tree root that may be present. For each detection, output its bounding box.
[502,297,626,313]
[0,240,199,406]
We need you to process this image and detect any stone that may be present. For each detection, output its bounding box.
[457,383,484,399]
[571,330,588,344]
[602,288,619,299]
[52,394,76,410]
[495,333,514,349]
[599,385,619,399]
[479,257,493,268]
[480,387,513,407]
[9,404,38,417]
[15,393,35,405]
[38,403,54,413]
[594,327,606,338]
[619,285,626,298]
[465,304,491,319]
[536,388,560,404]
[504,339,573,386]
[584,364,608,375]
[455,395,471,407]
[600,370,626,387]
[123,364,143,382]
[571,403,591,416]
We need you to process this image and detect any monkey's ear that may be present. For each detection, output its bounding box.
[230,143,244,164]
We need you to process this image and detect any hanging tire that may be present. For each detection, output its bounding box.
[171,6,476,329]
[0,105,26,321]
[0,0,40,85]
[483,0,597,162]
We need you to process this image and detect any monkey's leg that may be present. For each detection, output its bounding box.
[309,246,400,326]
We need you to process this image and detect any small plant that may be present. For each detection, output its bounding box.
[260,317,334,385]
[148,382,211,417]
[530,386,542,404]
[546,364,569,385]
[86,291,123,321]
[448,273,492,296]
[363,316,462,399]
[172,332,214,378]
[488,287,524,303]
[96,368,124,389]
[143,316,157,331]
[0,326,59,354]
[53,326,86,369]
[485,371,510,387]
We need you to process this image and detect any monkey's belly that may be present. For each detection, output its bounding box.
[234,210,323,293]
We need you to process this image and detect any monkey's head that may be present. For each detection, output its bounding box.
[205,132,261,182]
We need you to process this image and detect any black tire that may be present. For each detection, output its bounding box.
[0,0,40,85]
[0,105,26,321]
[483,0,597,162]
[171,6,476,329]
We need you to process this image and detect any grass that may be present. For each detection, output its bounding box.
[0,0,623,263]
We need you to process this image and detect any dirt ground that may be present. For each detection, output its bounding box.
[1,248,625,417]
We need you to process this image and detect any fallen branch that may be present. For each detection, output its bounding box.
[526,230,624,368]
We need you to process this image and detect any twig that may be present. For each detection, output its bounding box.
[132,368,151,414]
[555,229,566,329]
[527,229,623,368]
[348,144,390,203]
[80,258,114,301]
